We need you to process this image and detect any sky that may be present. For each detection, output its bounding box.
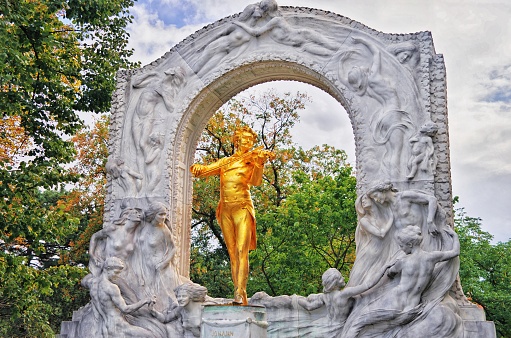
[125,0,511,242]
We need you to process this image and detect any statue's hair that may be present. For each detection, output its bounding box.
[104,257,124,270]
[233,126,257,145]
[387,41,418,55]
[113,208,141,226]
[322,268,345,293]
[419,121,439,136]
[397,226,423,247]
[145,202,169,223]
[259,0,278,14]
[174,282,208,302]
[239,3,259,21]
[163,66,186,85]
[355,193,373,217]
[105,157,123,178]
[367,181,397,195]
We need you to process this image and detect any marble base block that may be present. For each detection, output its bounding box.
[201,305,268,338]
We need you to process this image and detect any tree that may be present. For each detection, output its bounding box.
[455,206,511,338]
[249,146,357,296]
[189,90,358,297]
[0,0,137,335]
[0,0,138,245]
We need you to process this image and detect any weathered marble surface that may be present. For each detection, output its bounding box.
[60,1,496,337]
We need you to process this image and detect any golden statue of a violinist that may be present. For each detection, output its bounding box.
[190,126,275,305]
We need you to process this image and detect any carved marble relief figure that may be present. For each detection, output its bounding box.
[129,67,186,195]
[88,208,143,277]
[387,40,421,79]
[192,3,263,75]
[342,226,462,338]
[344,183,461,337]
[233,0,339,57]
[348,193,394,286]
[105,157,143,196]
[79,203,191,338]
[83,257,155,338]
[298,267,390,330]
[135,202,187,311]
[407,121,438,180]
[150,282,208,338]
[341,36,414,180]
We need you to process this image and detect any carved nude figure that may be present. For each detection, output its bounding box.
[130,67,186,194]
[233,0,339,56]
[190,126,275,305]
[105,157,143,196]
[407,121,438,180]
[342,225,460,338]
[136,202,185,310]
[83,257,155,338]
[342,36,412,178]
[192,2,263,75]
[89,208,143,276]
[298,267,390,326]
[149,282,207,338]
[367,182,439,235]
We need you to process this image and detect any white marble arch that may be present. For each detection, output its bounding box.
[105,4,453,282]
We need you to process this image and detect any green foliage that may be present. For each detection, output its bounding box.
[0,254,89,337]
[250,149,357,296]
[0,0,137,245]
[456,208,511,338]
[0,0,135,334]
[190,90,357,297]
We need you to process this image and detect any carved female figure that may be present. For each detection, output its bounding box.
[192,2,264,75]
[83,257,155,338]
[342,226,461,338]
[233,0,339,56]
[347,193,395,286]
[135,202,185,311]
[130,67,186,194]
[343,36,413,179]
[89,208,143,276]
[367,182,439,236]
[298,267,390,327]
[105,158,143,196]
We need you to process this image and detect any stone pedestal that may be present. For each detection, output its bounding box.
[201,305,268,338]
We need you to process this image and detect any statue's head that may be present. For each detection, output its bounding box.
[347,66,368,95]
[322,268,345,293]
[145,202,169,224]
[113,208,142,226]
[103,257,125,281]
[174,282,208,306]
[397,226,423,253]
[367,181,397,204]
[233,126,257,150]
[259,0,278,14]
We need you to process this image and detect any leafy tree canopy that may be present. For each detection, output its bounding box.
[455,205,511,338]
[0,0,136,335]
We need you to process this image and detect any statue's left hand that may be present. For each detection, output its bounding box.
[190,164,204,177]
[256,150,276,163]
